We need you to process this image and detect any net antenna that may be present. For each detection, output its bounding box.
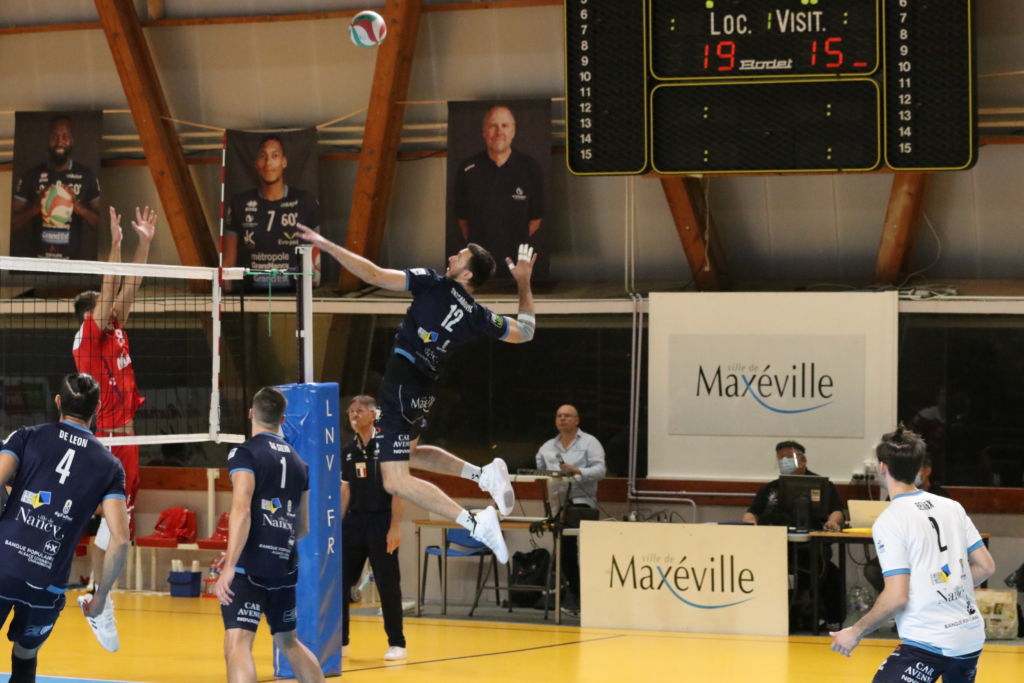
[0,255,246,449]
[295,245,314,384]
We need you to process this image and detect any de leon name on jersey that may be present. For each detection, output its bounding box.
[227,186,320,289]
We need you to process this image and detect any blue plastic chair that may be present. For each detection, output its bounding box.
[420,527,505,616]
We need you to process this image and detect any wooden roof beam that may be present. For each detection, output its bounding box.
[659,176,730,291]
[340,0,423,291]
[95,0,217,267]
[874,172,930,285]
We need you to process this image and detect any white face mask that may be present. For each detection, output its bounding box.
[779,455,799,475]
[913,473,923,487]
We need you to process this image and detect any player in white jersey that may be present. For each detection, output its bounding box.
[829,427,996,683]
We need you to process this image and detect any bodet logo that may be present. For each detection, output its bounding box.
[608,552,756,609]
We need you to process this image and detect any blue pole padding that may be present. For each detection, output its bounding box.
[273,382,343,677]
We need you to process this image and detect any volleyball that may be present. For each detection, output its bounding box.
[40,181,74,227]
[349,11,387,48]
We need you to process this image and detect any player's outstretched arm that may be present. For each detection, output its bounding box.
[501,243,537,344]
[215,470,255,605]
[86,497,129,618]
[830,573,909,657]
[968,544,996,586]
[295,224,406,291]
[93,207,124,330]
[114,206,157,324]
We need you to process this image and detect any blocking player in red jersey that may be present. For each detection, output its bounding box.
[71,205,156,650]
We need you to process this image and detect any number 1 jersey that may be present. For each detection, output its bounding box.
[227,432,310,579]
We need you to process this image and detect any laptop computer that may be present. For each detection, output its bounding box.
[847,500,889,529]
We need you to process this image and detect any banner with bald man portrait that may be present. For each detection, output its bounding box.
[447,100,551,282]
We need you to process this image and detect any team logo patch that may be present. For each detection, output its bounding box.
[227,448,237,460]
[938,563,951,582]
[21,490,51,509]
[63,499,73,515]
[491,313,505,328]
[261,498,282,514]
[512,187,527,200]
[410,268,428,276]
[417,327,439,343]
[356,462,367,478]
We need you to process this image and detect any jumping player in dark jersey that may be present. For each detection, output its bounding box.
[214,387,324,683]
[297,225,537,564]
[0,373,130,682]
[223,134,321,292]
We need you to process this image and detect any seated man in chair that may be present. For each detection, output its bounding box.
[742,440,846,632]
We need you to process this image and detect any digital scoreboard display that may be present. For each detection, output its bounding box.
[651,0,879,78]
[565,0,975,175]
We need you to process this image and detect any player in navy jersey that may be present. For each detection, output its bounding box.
[214,387,324,683]
[11,115,101,260]
[0,373,129,682]
[830,427,996,683]
[298,225,537,564]
[223,134,321,292]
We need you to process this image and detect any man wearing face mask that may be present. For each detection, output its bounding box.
[742,440,846,631]
[743,441,845,530]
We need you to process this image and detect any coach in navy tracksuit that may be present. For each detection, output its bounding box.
[341,395,406,661]
[0,373,129,682]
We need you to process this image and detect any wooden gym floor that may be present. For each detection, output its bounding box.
[0,592,1021,682]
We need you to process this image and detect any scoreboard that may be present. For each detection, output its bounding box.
[565,0,976,175]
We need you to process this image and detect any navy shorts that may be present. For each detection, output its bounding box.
[376,380,435,462]
[220,572,298,635]
[0,584,66,649]
[873,643,981,683]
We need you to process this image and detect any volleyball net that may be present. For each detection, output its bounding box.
[0,254,314,464]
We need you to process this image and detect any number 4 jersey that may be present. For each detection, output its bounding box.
[0,422,125,592]
[872,490,986,656]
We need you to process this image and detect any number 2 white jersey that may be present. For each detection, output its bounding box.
[872,490,985,656]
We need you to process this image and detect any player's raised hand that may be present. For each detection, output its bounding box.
[131,206,157,244]
[108,206,123,247]
[505,243,536,282]
[296,224,331,251]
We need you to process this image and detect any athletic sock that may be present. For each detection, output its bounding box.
[11,652,38,683]
[461,463,482,482]
[455,509,475,532]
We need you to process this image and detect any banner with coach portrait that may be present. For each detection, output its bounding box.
[10,111,103,260]
[223,128,321,292]
[446,99,551,282]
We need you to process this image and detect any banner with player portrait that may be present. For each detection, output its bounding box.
[446,99,551,282]
[223,128,321,292]
[10,111,103,260]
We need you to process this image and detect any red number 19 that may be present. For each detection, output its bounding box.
[704,41,736,72]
